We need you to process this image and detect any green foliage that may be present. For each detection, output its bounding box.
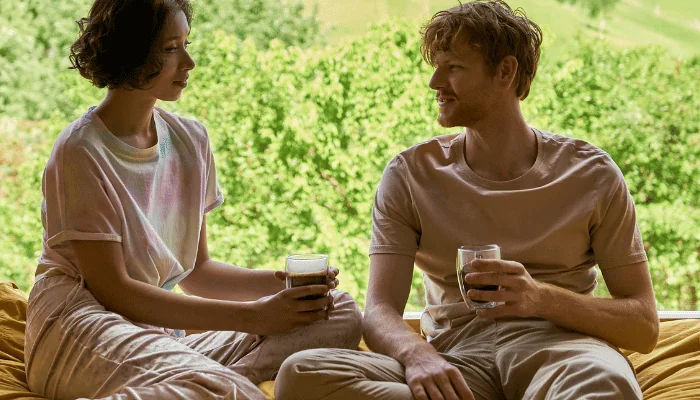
[1,16,698,311]
[0,0,92,120]
[0,0,322,120]
[555,0,620,17]
[192,0,322,50]
[637,202,700,310]
[0,118,55,289]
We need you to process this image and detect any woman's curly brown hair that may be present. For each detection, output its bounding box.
[421,0,543,100]
[69,0,193,90]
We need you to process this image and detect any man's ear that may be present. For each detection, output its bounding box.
[498,55,519,91]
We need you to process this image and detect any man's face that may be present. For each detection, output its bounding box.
[428,41,500,128]
[146,10,195,102]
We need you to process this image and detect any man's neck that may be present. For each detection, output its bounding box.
[94,90,159,148]
[463,104,537,182]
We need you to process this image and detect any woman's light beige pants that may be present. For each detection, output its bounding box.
[25,274,362,400]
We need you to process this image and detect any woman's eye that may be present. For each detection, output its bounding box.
[166,41,191,52]
[449,65,462,70]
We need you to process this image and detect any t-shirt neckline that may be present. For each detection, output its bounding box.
[456,127,545,189]
[87,106,166,160]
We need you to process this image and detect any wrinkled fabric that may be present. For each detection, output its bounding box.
[275,317,641,400]
[25,275,362,400]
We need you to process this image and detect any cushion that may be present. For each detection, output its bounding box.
[622,319,700,399]
[2,279,700,400]
[0,281,46,400]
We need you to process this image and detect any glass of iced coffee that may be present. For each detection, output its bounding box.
[285,254,329,300]
[457,245,501,310]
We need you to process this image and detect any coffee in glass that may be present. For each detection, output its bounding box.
[285,254,329,300]
[457,245,501,310]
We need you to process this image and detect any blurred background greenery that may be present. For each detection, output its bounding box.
[1,0,698,311]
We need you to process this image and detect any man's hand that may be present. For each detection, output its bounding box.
[404,347,475,400]
[249,285,333,335]
[464,259,545,319]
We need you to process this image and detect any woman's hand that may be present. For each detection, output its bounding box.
[248,284,333,335]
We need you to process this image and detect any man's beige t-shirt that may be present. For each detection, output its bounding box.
[369,129,647,339]
[36,107,223,290]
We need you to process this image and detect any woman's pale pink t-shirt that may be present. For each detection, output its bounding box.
[369,129,648,338]
[37,107,223,290]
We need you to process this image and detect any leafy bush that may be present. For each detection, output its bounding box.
[0,0,322,120]
[192,0,322,50]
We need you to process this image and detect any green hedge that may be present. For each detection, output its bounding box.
[1,21,698,311]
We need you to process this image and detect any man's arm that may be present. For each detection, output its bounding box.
[178,216,286,301]
[466,260,659,353]
[364,254,474,400]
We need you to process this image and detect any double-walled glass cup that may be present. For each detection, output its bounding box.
[285,254,329,300]
[457,245,501,310]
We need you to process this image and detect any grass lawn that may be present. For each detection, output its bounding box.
[303,0,700,60]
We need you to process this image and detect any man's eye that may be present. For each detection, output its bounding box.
[184,40,191,48]
[449,65,462,70]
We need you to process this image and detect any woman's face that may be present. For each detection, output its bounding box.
[146,9,195,101]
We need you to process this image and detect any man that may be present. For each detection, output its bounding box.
[274,1,658,399]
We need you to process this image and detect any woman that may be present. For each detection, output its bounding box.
[24,1,362,399]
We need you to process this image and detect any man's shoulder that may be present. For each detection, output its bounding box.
[396,132,462,165]
[538,129,622,182]
[538,129,605,155]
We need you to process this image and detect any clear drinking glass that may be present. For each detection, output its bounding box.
[457,244,501,310]
[285,254,329,300]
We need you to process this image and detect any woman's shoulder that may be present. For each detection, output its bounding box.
[53,110,104,155]
[154,107,209,142]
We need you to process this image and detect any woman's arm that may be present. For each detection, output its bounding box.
[178,217,284,300]
[72,239,332,334]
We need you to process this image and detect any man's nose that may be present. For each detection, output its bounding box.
[428,69,444,91]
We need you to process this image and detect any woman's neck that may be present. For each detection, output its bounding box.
[94,89,159,149]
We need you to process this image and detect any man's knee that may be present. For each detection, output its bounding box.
[275,349,335,400]
[553,355,641,399]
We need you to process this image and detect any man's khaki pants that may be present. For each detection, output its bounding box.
[274,316,642,399]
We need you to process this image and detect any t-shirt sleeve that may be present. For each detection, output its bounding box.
[369,155,421,257]
[202,131,224,214]
[44,141,122,248]
[590,160,647,270]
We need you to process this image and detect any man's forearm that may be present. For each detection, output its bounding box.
[363,304,436,365]
[180,259,284,301]
[536,283,659,353]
